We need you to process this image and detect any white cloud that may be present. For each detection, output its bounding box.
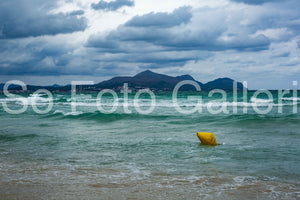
[252,28,293,41]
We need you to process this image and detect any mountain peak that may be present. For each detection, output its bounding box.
[205,77,244,90]
[213,77,233,81]
[176,74,195,81]
[143,69,153,73]
[134,70,164,78]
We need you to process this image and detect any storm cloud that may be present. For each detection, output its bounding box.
[0,0,87,39]
[125,6,192,28]
[0,0,300,88]
[231,0,282,5]
[92,0,134,11]
[88,5,275,51]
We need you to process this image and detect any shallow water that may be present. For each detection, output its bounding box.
[0,91,300,199]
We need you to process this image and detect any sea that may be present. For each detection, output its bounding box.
[0,90,299,199]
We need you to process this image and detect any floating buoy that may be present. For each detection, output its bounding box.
[197,132,218,145]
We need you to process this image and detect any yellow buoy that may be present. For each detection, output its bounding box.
[197,132,218,145]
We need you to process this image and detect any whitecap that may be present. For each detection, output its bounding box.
[281,97,300,101]
[53,110,83,116]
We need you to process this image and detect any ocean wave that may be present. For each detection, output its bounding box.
[0,133,39,142]
[1,94,299,108]
[250,97,273,103]
[61,102,98,107]
[0,96,52,106]
[205,101,298,107]
[281,97,300,101]
[53,110,83,116]
[48,110,170,121]
[57,100,297,108]
[218,113,300,125]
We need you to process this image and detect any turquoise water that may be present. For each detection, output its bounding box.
[0,91,300,199]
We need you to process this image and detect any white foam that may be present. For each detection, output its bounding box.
[0,96,52,106]
[2,94,297,109]
[281,97,300,101]
[250,97,273,103]
[56,99,296,108]
[53,110,83,116]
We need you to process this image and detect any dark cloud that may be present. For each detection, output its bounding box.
[218,34,270,51]
[87,6,270,52]
[92,0,134,11]
[231,0,281,5]
[91,50,210,66]
[297,40,300,49]
[0,38,92,76]
[0,0,87,39]
[69,10,85,16]
[271,51,290,58]
[125,6,192,28]
[86,36,121,52]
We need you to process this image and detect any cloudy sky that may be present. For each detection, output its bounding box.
[0,0,300,89]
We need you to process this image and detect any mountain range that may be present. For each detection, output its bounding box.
[95,70,244,91]
[0,70,245,92]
